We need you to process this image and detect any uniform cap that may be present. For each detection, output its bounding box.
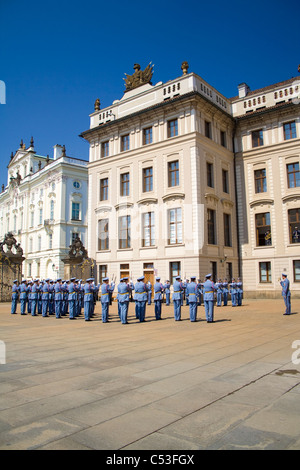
[205,274,212,278]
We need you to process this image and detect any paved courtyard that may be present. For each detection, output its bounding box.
[0,298,300,450]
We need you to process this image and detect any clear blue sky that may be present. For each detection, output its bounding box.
[0,0,299,186]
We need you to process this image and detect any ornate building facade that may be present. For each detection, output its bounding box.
[81,63,300,298]
[0,140,88,280]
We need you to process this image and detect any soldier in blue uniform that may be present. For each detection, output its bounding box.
[203,274,216,323]
[154,276,164,320]
[134,276,148,322]
[215,278,223,307]
[163,280,170,305]
[280,273,291,315]
[197,279,202,306]
[186,276,198,322]
[117,278,130,324]
[54,279,63,318]
[19,280,29,315]
[222,278,229,306]
[68,277,78,319]
[83,278,94,321]
[42,278,50,317]
[147,281,152,305]
[11,280,19,314]
[236,277,243,306]
[100,277,115,322]
[27,280,32,314]
[172,275,184,321]
[37,280,43,314]
[49,280,55,315]
[230,278,237,307]
[31,279,39,316]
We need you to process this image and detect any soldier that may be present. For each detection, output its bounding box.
[163,280,170,305]
[222,278,229,306]
[280,273,291,315]
[49,280,55,315]
[31,279,39,316]
[230,278,237,307]
[215,278,223,307]
[54,279,63,318]
[27,280,32,314]
[153,276,164,320]
[11,280,19,314]
[236,277,243,306]
[100,277,114,323]
[197,279,202,306]
[172,275,184,321]
[37,280,43,314]
[117,277,130,324]
[19,279,29,315]
[83,278,94,321]
[203,274,216,323]
[134,276,148,322]
[42,279,50,317]
[68,277,78,319]
[186,276,198,322]
[147,280,152,305]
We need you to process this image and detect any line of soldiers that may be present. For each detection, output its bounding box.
[10,275,243,325]
[11,277,99,320]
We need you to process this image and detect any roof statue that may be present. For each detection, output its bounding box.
[123,63,154,92]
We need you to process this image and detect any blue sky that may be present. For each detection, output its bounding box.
[0,0,299,186]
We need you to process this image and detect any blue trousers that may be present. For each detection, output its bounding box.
[154,300,162,319]
[231,293,237,307]
[223,293,228,306]
[189,302,197,322]
[119,301,128,324]
[11,296,17,314]
[69,300,75,319]
[31,299,37,316]
[101,302,109,322]
[173,300,181,321]
[55,300,62,318]
[217,292,222,306]
[84,300,92,321]
[283,295,291,315]
[136,301,146,321]
[165,293,170,305]
[204,300,214,322]
[42,299,49,317]
[237,292,242,306]
[20,298,27,315]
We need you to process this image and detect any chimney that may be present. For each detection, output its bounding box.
[53,144,63,160]
[238,82,250,98]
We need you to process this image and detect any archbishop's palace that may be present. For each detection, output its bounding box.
[1,62,300,298]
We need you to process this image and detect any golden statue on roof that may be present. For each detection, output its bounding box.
[123,63,154,92]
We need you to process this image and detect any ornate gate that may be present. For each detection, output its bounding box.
[0,232,25,302]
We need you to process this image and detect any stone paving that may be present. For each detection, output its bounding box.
[0,298,300,450]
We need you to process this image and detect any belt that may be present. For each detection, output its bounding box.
[101,293,108,296]
[85,293,92,295]
[174,291,181,293]
[119,292,128,295]
[205,291,213,293]
[69,292,75,294]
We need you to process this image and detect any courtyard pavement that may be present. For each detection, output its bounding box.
[0,298,300,450]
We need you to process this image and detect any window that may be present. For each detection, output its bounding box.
[255,212,271,246]
[222,169,229,193]
[72,232,79,243]
[38,235,41,251]
[119,215,131,249]
[220,130,227,147]
[100,177,108,201]
[71,202,80,221]
[252,129,264,147]
[293,260,300,282]
[98,219,109,250]
[142,212,155,247]
[167,119,178,138]
[50,200,55,220]
[205,121,211,139]
[30,211,34,228]
[210,261,217,282]
[13,215,17,232]
[39,208,43,225]
[226,262,232,280]
[168,160,179,187]
[73,181,80,189]
[170,261,181,285]
[120,172,130,196]
[121,134,130,152]
[207,162,214,188]
[287,163,300,188]
[224,213,232,247]
[254,169,267,193]
[49,233,53,249]
[102,141,109,157]
[28,262,32,277]
[120,263,130,279]
[168,208,182,244]
[283,121,297,140]
[143,127,152,145]
[288,209,300,243]
[207,209,216,244]
[259,261,272,282]
[99,265,107,284]
[143,167,153,192]
[29,237,33,252]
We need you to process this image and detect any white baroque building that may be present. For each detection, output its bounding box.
[80,62,300,298]
[0,139,88,280]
